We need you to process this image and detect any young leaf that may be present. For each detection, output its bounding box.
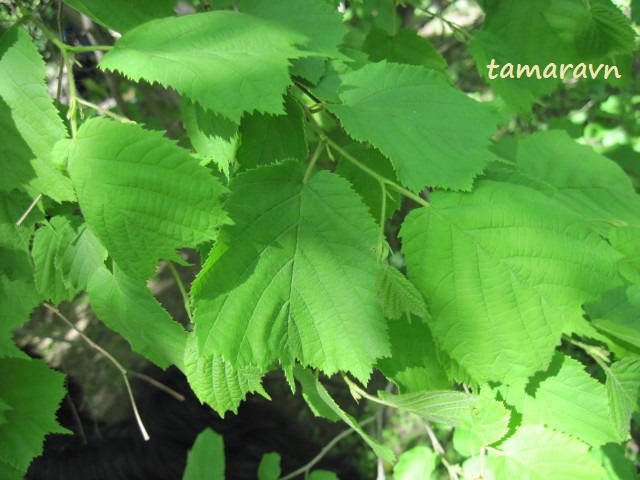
[56,222,108,293]
[375,264,426,320]
[605,357,640,439]
[236,93,308,170]
[192,162,389,381]
[182,428,225,480]
[393,446,437,480]
[292,366,339,422]
[257,453,281,480]
[63,0,176,33]
[453,391,510,455]
[362,28,447,72]
[522,353,619,446]
[0,358,67,475]
[0,27,68,197]
[328,62,498,191]
[401,180,621,384]
[87,266,188,369]
[377,390,479,427]
[183,335,268,416]
[100,12,307,122]
[488,425,605,480]
[68,118,228,280]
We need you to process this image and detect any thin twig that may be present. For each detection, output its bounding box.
[43,303,151,441]
[279,416,377,480]
[15,193,42,226]
[128,371,186,402]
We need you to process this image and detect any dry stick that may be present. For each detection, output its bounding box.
[279,416,377,480]
[424,423,460,480]
[43,303,151,441]
[15,193,43,227]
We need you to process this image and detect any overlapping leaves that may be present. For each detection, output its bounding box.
[192,161,389,381]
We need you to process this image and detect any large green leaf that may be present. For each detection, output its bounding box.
[575,0,637,58]
[68,118,228,280]
[192,162,389,381]
[328,62,498,191]
[87,266,187,369]
[63,0,176,33]
[487,425,604,479]
[183,335,268,416]
[522,353,620,446]
[0,358,67,475]
[401,180,621,384]
[100,12,307,122]
[453,391,510,455]
[182,428,225,480]
[0,27,68,197]
[605,357,640,440]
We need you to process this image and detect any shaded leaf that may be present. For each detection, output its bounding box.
[0,358,67,474]
[63,0,176,33]
[362,28,446,72]
[87,266,187,369]
[257,453,281,480]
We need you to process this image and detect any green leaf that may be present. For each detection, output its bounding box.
[328,62,498,191]
[575,0,637,58]
[308,471,339,480]
[87,266,187,369]
[236,93,308,170]
[100,12,307,122]
[393,446,437,480]
[401,180,621,384]
[292,366,339,421]
[68,118,228,280]
[522,353,619,446]
[293,366,394,462]
[377,389,479,427]
[0,357,67,474]
[375,264,426,320]
[31,217,77,304]
[488,425,605,480]
[184,335,268,416]
[587,285,640,349]
[182,428,225,480]
[605,358,640,440]
[376,317,451,393]
[0,191,42,252]
[63,0,176,33]
[334,143,401,221]
[0,275,40,358]
[593,443,638,480]
[257,453,281,480]
[453,391,510,456]
[239,0,346,58]
[56,222,108,293]
[0,27,68,196]
[0,398,10,425]
[182,99,238,177]
[362,28,447,72]
[192,162,389,381]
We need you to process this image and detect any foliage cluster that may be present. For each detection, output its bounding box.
[1,0,639,478]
